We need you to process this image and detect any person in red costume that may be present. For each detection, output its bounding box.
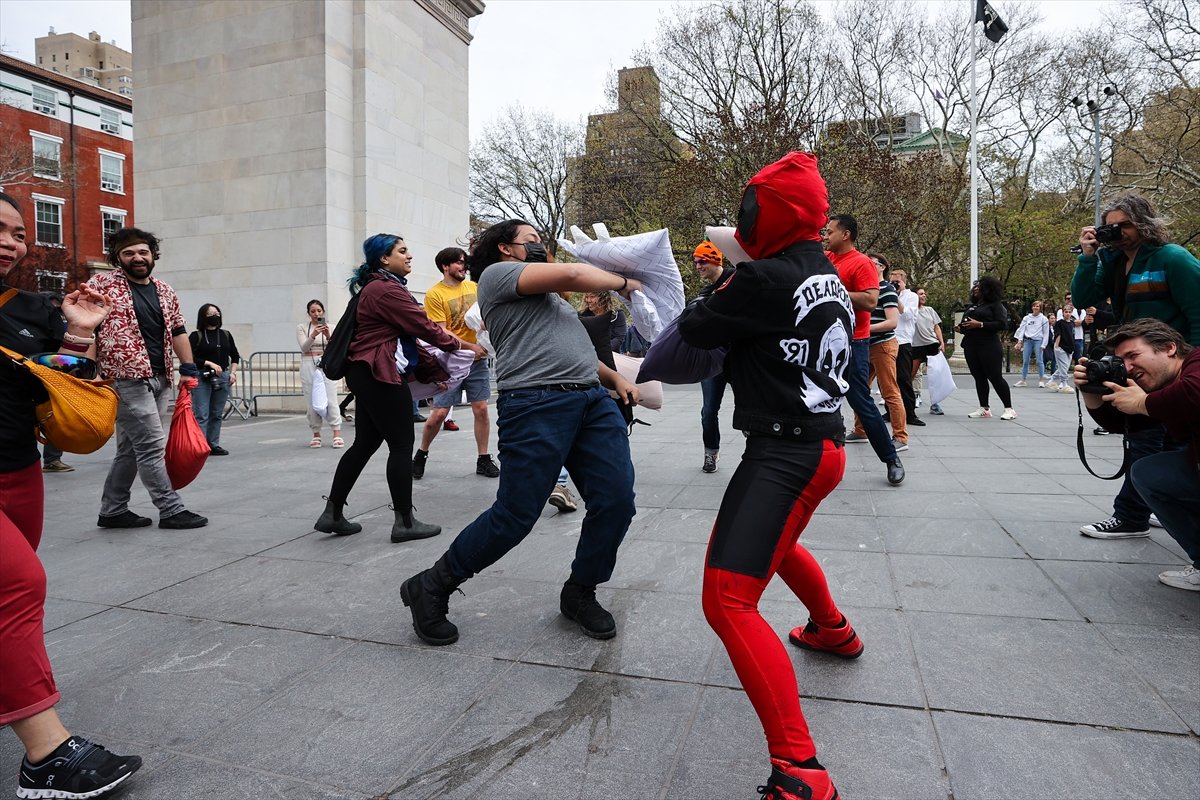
[678,153,860,800]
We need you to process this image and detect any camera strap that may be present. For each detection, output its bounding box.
[1075,389,1130,480]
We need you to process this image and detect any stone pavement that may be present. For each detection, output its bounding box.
[5,376,1198,800]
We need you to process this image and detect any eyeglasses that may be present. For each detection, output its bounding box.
[31,353,98,379]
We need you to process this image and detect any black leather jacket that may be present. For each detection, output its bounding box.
[677,241,852,442]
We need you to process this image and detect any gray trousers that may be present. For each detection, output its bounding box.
[100,376,185,519]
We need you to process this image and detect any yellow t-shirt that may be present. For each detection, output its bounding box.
[424,279,478,344]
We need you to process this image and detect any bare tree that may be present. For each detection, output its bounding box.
[469,105,584,252]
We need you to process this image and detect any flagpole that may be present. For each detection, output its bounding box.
[969,2,979,288]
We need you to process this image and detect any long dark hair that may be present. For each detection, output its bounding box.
[196,303,222,331]
[468,219,529,282]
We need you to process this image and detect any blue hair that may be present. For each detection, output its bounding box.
[349,233,403,294]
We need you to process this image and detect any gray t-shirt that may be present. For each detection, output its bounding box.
[477,261,600,391]
[913,305,942,346]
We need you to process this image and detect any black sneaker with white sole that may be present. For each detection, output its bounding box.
[17,736,142,799]
[1079,516,1150,539]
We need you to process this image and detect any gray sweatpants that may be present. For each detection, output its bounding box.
[100,376,185,519]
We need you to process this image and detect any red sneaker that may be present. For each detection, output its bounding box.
[443,419,460,431]
[788,614,864,659]
[757,759,839,800]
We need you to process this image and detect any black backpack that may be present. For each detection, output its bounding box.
[318,293,361,380]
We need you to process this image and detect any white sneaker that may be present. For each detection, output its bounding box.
[967,407,993,418]
[1014,380,1027,387]
[892,439,909,452]
[1000,408,1018,420]
[915,395,922,408]
[1158,566,1200,591]
[1046,381,1058,390]
[1149,513,1163,528]
[1059,385,1075,393]
[1037,381,1046,388]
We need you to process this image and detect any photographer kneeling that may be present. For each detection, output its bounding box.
[1075,319,1200,591]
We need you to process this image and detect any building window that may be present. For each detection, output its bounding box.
[100,108,121,135]
[99,151,124,193]
[36,271,68,293]
[65,52,69,61]
[31,196,65,246]
[31,85,57,116]
[101,207,127,243]
[31,134,62,180]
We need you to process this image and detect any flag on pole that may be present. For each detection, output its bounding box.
[975,0,1009,43]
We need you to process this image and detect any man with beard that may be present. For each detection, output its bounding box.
[413,246,500,480]
[89,228,208,529]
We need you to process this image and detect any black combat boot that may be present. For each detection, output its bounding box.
[401,553,463,645]
[560,580,617,640]
[314,497,362,536]
[391,508,442,543]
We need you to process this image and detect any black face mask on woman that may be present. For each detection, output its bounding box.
[520,241,549,263]
[206,315,222,328]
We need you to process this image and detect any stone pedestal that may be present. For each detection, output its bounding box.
[131,0,483,354]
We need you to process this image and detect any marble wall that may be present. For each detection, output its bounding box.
[131,0,481,355]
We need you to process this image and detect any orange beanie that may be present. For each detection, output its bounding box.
[693,240,724,265]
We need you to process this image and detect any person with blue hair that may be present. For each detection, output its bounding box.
[314,233,485,541]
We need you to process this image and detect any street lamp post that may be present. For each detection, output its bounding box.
[1071,86,1117,226]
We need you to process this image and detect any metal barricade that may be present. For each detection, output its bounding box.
[240,351,305,416]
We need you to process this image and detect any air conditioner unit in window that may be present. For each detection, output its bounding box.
[101,121,120,134]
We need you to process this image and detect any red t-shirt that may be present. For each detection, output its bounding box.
[828,249,877,340]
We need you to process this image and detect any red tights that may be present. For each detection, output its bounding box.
[702,438,846,763]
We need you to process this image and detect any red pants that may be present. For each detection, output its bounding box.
[702,437,846,763]
[0,461,59,725]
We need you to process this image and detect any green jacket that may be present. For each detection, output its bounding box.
[1071,242,1200,345]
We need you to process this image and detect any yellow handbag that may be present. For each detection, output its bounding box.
[0,290,118,454]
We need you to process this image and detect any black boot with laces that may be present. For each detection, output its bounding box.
[560,580,617,639]
[401,553,463,645]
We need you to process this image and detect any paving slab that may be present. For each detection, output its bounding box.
[7,376,1197,799]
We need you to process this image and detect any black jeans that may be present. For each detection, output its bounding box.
[963,336,1012,409]
[1112,423,1166,527]
[328,360,415,516]
[896,342,916,416]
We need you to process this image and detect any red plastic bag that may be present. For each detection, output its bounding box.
[166,379,210,489]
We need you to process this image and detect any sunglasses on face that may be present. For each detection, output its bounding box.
[31,353,98,379]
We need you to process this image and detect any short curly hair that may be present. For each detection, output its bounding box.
[107,227,162,267]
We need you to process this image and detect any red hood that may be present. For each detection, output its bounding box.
[734,151,829,261]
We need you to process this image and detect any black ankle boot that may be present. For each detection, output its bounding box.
[560,580,616,640]
[390,509,441,543]
[314,497,362,536]
[401,553,463,645]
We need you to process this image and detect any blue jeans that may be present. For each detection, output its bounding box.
[845,338,897,463]
[190,371,230,447]
[700,374,727,452]
[1020,338,1044,380]
[1130,446,1200,566]
[1112,423,1166,526]
[448,387,636,586]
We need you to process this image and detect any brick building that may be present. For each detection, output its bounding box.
[0,52,134,293]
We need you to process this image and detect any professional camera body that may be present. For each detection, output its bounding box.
[199,368,222,388]
[1079,354,1128,395]
[1093,223,1123,243]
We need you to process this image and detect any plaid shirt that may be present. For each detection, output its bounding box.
[90,270,186,383]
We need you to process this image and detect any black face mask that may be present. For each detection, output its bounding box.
[520,241,548,263]
[206,315,222,328]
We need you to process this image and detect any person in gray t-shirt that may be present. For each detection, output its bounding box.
[402,219,643,648]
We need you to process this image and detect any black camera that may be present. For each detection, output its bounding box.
[1094,223,1123,243]
[1079,355,1128,395]
[199,368,221,387]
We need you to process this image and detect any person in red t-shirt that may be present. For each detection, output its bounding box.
[824,214,904,485]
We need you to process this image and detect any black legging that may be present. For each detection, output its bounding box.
[328,360,415,517]
[962,335,1012,409]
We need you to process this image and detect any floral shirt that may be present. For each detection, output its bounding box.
[90,270,186,383]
